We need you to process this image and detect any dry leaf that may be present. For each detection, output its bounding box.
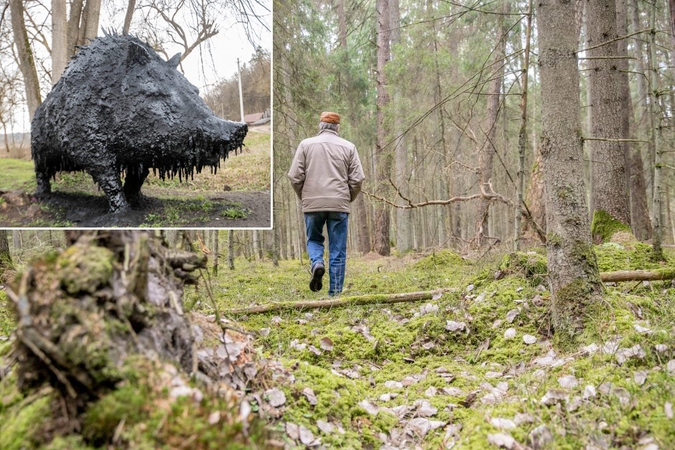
[446,320,467,332]
[265,388,286,407]
[523,334,537,345]
[504,328,517,339]
[487,432,517,449]
[320,337,334,351]
[302,387,318,406]
[317,419,334,434]
[558,375,578,389]
[665,402,673,419]
[489,417,516,430]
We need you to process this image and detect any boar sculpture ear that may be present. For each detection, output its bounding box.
[167,53,182,68]
[126,41,151,66]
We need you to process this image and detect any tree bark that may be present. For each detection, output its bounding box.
[537,0,603,344]
[51,0,68,84]
[647,2,664,260]
[9,0,42,121]
[629,0,653,240]
[212,230,219,276]
[0,229,11,277]
[374,0,392,256]
[392,0,411,253]
[586,0,631,239]
[228,230,235,270]
[475,5,507,248]
[123,0,137,34]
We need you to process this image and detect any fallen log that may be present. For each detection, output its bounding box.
[226,288,457,315]
[600,269,675,283]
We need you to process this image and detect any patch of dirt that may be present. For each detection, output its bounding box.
[0,189,270,228]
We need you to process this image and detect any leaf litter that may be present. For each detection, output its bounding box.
[218,248,675,448]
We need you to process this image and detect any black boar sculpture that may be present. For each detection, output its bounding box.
[31,32,248,213]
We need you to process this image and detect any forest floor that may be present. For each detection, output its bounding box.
[1,236,675,449]
[0,129,271,228]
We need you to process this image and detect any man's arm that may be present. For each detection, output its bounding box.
[348,147,365,202]
[287,144,306,198]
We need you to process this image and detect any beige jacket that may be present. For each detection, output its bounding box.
[288,130,365,213]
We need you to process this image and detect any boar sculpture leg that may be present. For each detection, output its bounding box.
[31,32,248,213]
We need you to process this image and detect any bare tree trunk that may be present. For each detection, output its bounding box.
[587,0,631,239]
[648,2,664,260]
[228,231,235,270]
[83,0,101,44]
[374,0,391,256]
[515,0,533,250]
[475,5,507,248]
[67,0,84,55]
[9,0,42,121]
[252,230,261,260]
[0,230,11,276]
[629,0,653,240]
[123,0,137,34]
[52,0,68,84]
[212,230,219,276]
[537,0,603,344]
[391,0,411,253]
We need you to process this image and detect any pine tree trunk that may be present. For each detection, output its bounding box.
[537,0,603,344]
[475,5,507,248]
[212,230,219,276]
[228,231,235,270]
[374,0,392,256]
[629,0,653,240]
[587,0,631,239]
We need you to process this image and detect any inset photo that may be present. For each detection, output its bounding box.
[0,0,271,228]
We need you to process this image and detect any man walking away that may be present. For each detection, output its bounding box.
[288,112,365,296]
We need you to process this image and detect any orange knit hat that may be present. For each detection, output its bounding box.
[320,111,341,124]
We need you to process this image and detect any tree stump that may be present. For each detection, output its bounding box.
[7,230,206,413]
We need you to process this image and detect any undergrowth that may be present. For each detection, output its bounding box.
[1,242,674,448]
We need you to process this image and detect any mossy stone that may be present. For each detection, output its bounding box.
[57,244,114,295]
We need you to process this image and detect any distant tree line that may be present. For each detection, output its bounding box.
[204,47,270,121]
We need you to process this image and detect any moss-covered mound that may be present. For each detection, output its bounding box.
[0,231,268,449]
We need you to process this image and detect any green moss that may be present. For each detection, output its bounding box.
[498,252,548,285]
[0,391,52,450]
[57,244,114,295]
[595,240,662,272]
[591,209,631,243]
[414,250,467,270]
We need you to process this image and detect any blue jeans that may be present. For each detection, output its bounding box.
[305,212,349,296]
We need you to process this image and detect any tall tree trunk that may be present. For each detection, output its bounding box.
[212,230,219,276]
[474,5,507,248]
[9,0,42,121]
[228,231,235,270]
[537,0,603,344]
[587,0,631,240]
[67,0,84,55]
[374,0,392,256]
[648,1,664,260]
[52,0,68,84]
[80,0,101,45]
[629,0,653,240]
[0,230,11,277]
[123,0,137,34]
[391,0,411,253]
[515,0,533,250]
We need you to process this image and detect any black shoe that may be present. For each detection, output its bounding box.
[309,262,325,292]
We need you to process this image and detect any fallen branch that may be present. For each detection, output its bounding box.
[225,288,457,315]
[600,269,675,283]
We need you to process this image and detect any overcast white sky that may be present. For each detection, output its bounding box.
[8,0,271,134]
